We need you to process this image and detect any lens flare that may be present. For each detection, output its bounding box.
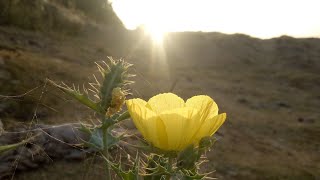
[143,25,167,44]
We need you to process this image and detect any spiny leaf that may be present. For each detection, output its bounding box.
[143,155,168,179]
[99,57,132,110]
[105,155,140,180]
[48,58,133,115]
[48,79,105,114]
[181,169,210,180]
[87,127,119,150]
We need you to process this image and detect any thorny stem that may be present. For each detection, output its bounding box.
[165,157,174,180]
[101,112,129,179]
[102,127,111,180]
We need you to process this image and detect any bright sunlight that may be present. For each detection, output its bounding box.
[111,0,320,40]
[143,24,167,44]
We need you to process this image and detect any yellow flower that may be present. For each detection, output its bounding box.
[126,93,227,151]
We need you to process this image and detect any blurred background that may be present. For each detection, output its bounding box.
[0,0,319,179]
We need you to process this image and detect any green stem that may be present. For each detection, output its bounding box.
[102,127,111,180]
[166,157,173,180]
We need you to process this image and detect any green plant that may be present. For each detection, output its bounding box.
[49,57,226,179]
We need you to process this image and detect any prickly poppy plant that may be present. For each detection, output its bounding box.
[48,58,227,179]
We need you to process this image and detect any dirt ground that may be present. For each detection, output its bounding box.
[0,25,319,180]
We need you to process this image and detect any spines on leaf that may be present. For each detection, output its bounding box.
[48,57,133,115]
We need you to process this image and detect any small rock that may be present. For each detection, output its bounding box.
[297,117,304,123]
[237,98,249,104]
[28,40,41,48]
[276,102,291,108]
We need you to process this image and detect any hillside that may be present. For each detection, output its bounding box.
[0,1,320,179]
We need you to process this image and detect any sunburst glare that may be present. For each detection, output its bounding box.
[111,0,320,39]
[144,25,167,44]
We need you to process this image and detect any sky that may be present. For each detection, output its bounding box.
[111,0,320,39]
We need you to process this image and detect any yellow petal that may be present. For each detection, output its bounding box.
[158,107,200,151]
[129,98,147,106]
[126,99,149,138]
[186,95,218,121]
[126,99,167,147]
[146,93,185,114]
[194,113,226,142]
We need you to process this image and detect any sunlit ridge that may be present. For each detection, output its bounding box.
[111,0,320,40]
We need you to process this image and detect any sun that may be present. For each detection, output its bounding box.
[143,24,167,44]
